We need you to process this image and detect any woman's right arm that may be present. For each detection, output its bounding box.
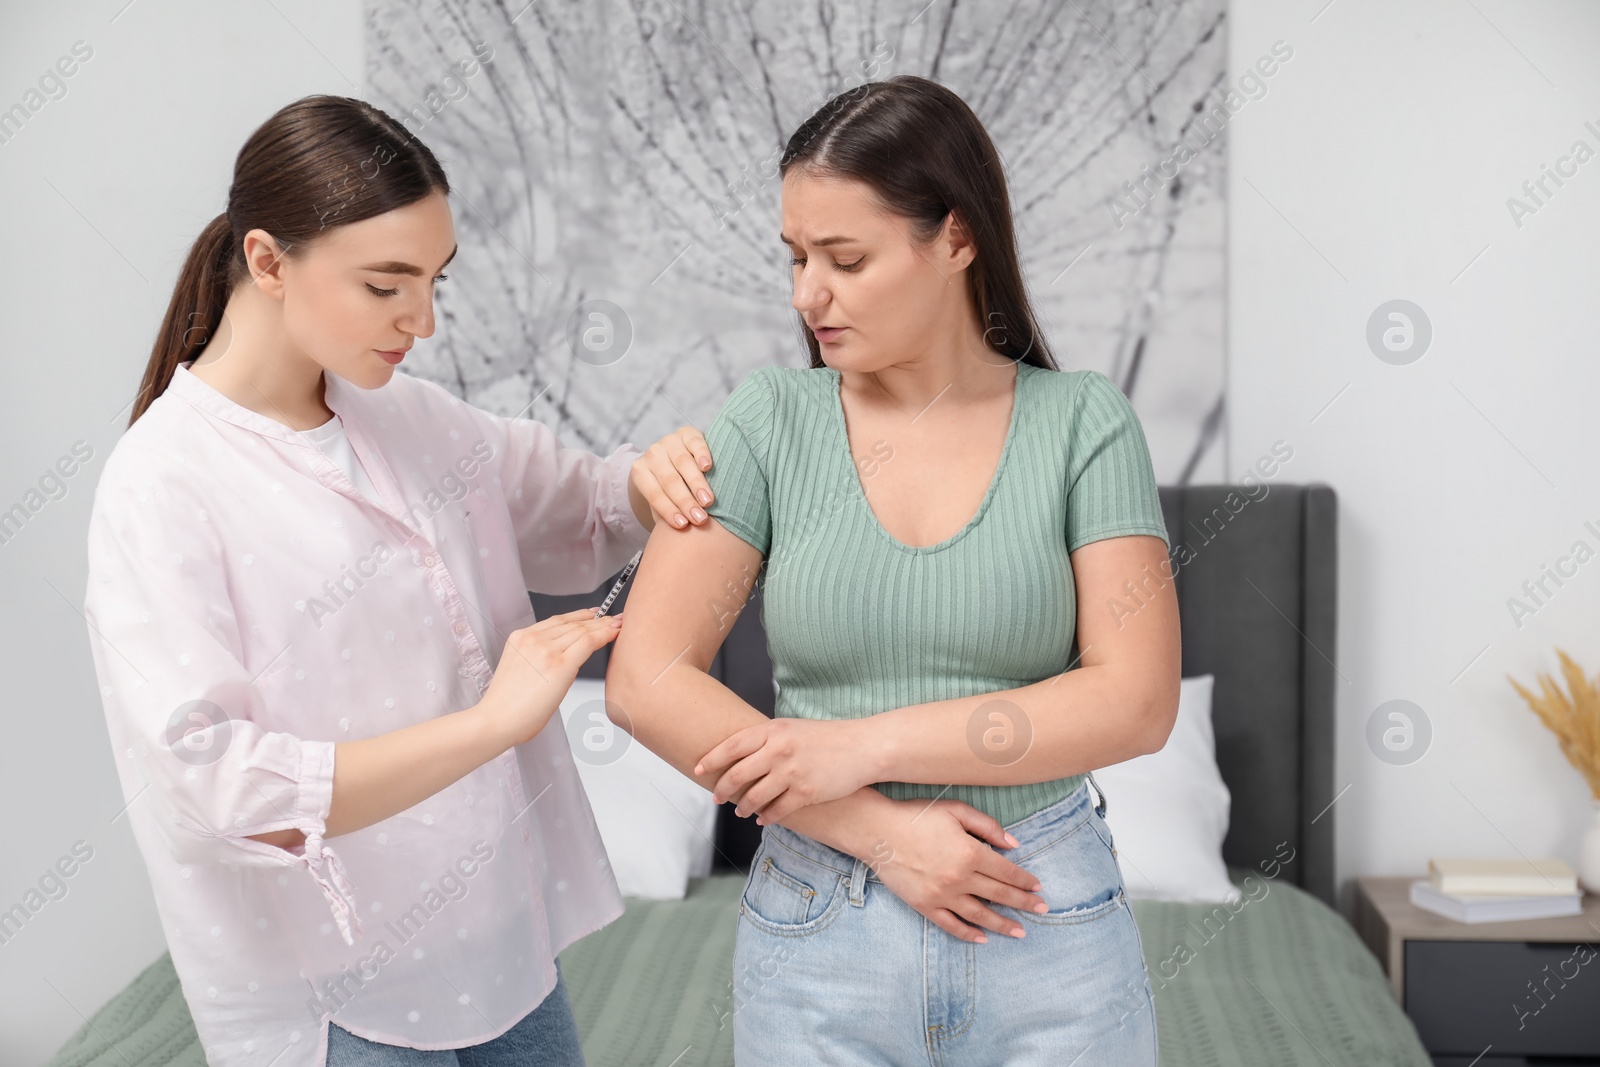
[605,516,1049,943]
[248,607,624,848]
[87,460,615,907]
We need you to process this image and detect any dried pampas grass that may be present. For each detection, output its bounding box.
[1508,649,1600,800]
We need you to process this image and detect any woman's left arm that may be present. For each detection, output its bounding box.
[701,532,1181,823]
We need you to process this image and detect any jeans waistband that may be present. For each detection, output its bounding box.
[757,773,1108,901]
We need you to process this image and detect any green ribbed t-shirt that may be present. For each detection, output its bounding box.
[701,360,1171,828]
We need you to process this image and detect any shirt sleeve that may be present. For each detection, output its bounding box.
[415,379,651,595]
[701,368,775,555]
[83,463,362,946]
[1064,371,1171,553]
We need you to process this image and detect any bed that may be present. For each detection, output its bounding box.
[47,483,1434,1066]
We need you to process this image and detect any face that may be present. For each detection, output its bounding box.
[254,191,457,389]
[780,169,975,373]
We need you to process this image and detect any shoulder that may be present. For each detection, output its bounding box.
[1025,365,1116,403]
[715,364,831,422]
[1049,368,1140,424]
[95,397,215,520]
[89,429,219,562]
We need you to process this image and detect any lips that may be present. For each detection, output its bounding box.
[377,348,407,365]
[813,326,847,344]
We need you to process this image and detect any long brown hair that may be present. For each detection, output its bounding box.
[130,95,450,426]
[779,75,1056,372]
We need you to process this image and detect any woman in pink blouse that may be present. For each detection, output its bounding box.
[83,95,718,1066]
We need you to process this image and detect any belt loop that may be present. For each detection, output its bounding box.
[1087,770,1108,819]
[848,857,868,906]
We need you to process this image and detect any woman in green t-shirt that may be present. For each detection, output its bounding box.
[608,74,1179,1066]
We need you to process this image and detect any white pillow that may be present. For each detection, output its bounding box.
[1093,674,1239,903]
[558,678,716,899]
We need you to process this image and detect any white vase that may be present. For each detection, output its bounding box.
[1580,799,1600,896]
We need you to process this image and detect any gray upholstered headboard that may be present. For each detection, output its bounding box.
[530,482,1338,907]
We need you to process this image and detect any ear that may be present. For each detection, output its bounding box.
[241,229,292,299]
[940,208,978,275]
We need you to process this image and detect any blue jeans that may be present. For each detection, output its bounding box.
[324,961,584,1066]
[732,777,1158,1066]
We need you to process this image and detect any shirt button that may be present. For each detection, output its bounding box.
[424,555,438,567]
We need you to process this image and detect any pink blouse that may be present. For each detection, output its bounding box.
[83,360,650,1064]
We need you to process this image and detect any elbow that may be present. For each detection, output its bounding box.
[603,647,646,729]
[1136,683,1181,757]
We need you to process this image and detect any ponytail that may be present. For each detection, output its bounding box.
[130,212,240,426]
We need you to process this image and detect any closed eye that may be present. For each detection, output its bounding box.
[367,273,449,298]
[790,257,863,272]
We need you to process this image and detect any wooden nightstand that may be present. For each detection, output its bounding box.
[1354,876,1600,1066]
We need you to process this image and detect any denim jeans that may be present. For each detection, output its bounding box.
[324,960,584,1066]
[731,776,1158,1066]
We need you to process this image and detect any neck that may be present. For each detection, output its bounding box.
[844,316,1017,412]
[188,285,332,430]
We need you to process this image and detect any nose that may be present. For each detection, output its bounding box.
[398,288,437,340]
[790,262,828,317]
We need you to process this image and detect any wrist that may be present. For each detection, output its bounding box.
[852,711,897,783]
[784,785,891,862]
[468,696,517,755]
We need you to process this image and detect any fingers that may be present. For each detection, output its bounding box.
[554,615,624,656]
[529,607,617,641]
[924,906,993,945]
[712,748,772,806]
[641,477,691,530]
[754,788,813,826]
[949,895,1025,941]
[648,439,707,528]
[974,849,1044,895]
[942,801,1021,852]
[694,726,763,778]
[733,776,784,820]
[542,606,617,626]
[677,426,713,473]
[711,763,754,804]
[968,872,1047,918]
[668,442,715,516]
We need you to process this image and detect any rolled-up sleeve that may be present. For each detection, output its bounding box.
[420,379,651,594]
[83,465,361,945]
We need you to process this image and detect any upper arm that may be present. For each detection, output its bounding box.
[1070,534,1181,751]
[607,369,774,692]
[608,516,766,687]
[1062,371,1180,749]
[84,466,338,865]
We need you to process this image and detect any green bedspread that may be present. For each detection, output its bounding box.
[46,869,1429,1066]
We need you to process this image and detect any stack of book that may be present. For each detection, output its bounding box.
[1409,858,1584,924]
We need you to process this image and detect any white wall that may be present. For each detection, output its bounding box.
[0,3,362,1060]
[4,0,1599,1059]
[1228,0,1600,911]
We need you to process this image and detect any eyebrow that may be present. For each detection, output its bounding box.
[359,244,459,276]
[778,233,858,248]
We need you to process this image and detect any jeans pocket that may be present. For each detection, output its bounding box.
[739,835,847,935]
[1012,818,1124,926]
